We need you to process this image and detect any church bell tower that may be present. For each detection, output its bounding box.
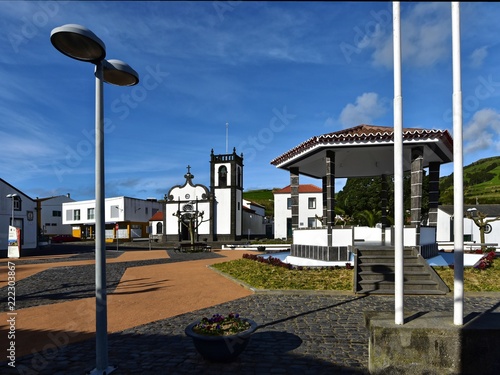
[210,148,243,241]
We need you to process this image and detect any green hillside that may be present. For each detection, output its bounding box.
[243,189,275,217]
[439,156,500,204]
[244,157,500,217]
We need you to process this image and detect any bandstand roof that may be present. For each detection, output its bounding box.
[270,124,453,178]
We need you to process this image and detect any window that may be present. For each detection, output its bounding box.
[218,165,228,187]
[308,197,316,209]
[156,222,163,234]
[52,210,62,217]
[111,205,120,218]
[73,209,80,220]
[88,208,95,220]
[307,217,316,228]
[287,198,292,210]
[13,196,21,211]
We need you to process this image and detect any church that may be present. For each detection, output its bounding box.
[153,148,269,243]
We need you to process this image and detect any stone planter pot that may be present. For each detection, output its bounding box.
[185,318,257,362]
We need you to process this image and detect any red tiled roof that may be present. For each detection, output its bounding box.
[273,184,322,194]
[270,124,453,166]
[149,211,163,221]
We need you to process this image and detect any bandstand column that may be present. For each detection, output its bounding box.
[380,174,389,245]
[290,167,299,230]
[325,151,335,247]
[411,147,424,245]
[428,162,440,227]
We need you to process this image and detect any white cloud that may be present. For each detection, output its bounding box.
[470,46,488,68]
[463,108,500,153]
[338,92,389,128]
[369,2,450,68]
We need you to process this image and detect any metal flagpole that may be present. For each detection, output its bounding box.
[226,122,229,154]
[393,1,405,325]
[451,1,464,326]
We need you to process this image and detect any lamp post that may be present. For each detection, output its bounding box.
[6,193,18,227]
[50,24,139,375]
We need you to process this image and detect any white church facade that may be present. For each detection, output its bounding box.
[160,148,268,243]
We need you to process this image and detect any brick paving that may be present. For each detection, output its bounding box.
[1,244,499,374]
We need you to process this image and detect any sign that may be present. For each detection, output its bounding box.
[8,226,21,258]
[115,223,119,231]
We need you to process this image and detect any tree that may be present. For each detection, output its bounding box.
[336,172,429,224]
[336,177,385,218]
[355,209,381,227]
[465,210,500,251]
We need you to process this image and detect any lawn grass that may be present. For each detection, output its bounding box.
[211,258,353,290]
[433,260,500,292]
[212,256,500,292]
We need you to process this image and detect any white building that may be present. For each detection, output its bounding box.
[242,199,270,240]
[1,178,38,251]
[273,184,323,239]
[436,205,500,248]
[62,196,162,242]
[160,149,269,243]
[37,194,75,238]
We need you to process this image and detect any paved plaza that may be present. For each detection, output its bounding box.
[1,244,499,374]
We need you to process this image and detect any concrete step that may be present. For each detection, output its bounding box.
[358,263,426,273]
[357,249,414,257]
[358,271,432,281]
[358,279,440,290]
[358,255,420,264]
[355,246,451,295]
[357,288,448,295]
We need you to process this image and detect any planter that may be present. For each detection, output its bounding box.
[257,246,266,252]
[185,318,257,362]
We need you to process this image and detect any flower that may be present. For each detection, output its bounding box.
[192,313,252,336]
[473,250,496,270]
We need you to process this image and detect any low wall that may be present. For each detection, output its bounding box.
[291,244,351,262]
[366,311,500,374]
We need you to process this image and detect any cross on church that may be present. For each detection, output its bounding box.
[187,165,191,174]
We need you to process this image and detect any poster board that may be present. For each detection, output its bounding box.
[8,226,21,258]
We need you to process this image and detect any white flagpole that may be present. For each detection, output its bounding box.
[393,1,404,325]
[451,1,464,326]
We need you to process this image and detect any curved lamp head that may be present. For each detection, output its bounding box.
[103,59,139,86]
[50,24,106,63]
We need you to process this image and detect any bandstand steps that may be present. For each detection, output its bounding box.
[354,247,450,295]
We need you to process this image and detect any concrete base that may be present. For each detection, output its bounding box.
[365,311,500,375]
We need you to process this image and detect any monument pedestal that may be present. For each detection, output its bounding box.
[365,311,500,375]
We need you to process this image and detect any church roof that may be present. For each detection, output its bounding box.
[270,124,453,179]
[149,211,164,221]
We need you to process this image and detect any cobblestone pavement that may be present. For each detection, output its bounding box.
[2,246,500,374]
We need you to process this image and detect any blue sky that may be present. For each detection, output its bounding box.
[1,1,500,201]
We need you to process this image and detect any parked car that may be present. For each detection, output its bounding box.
[51,234,81,243]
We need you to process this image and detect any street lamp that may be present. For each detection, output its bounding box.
[50,24,139,375]
[6,193,18,227]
